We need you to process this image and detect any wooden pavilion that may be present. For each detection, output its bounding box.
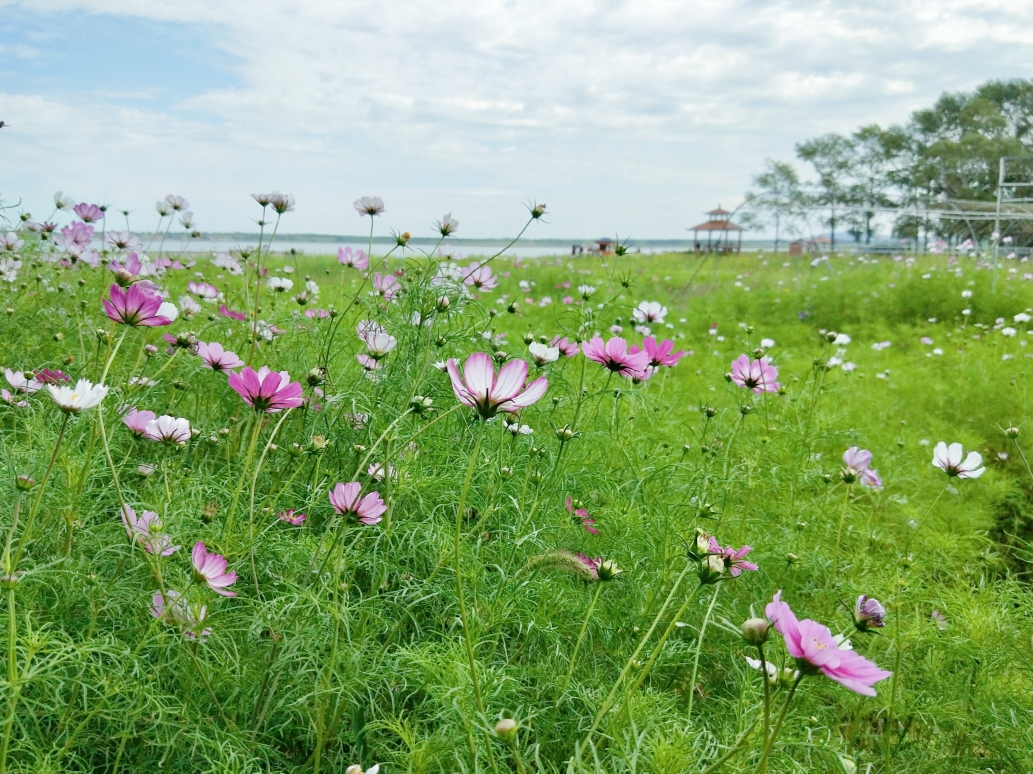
[688,206,744,253]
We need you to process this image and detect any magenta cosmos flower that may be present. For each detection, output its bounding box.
[766,591,891,696]
[581,335,650,378]
[220,304,246,321]
[446,352,548,419]
[550,336,579,358]
[191,542,237,597]
[842,447,882,488]
[631,337,687,369]
[102,283,176,327]
[277,509,307,526]
[121,505,180,556]
[730,354,780,394]
[197,341,244,372]
[329,481,387,525]
[228,366,304,413]
[706,537,758,576]
[337,246,369,269]
[565,495,599,534]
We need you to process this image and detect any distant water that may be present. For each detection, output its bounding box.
[116,239,695,260]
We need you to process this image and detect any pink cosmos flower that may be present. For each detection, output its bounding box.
[107,253,149,287]
[329,481,387,525]
[373,272,399,301]
[854,595,886,632]
[706,537,758,576]
[105,231,141,252]
[35,368,70,385]
[0,232,23,252]
[277,509,307,526]
[123,407,157,436]
[228,367,304,413]
[550,336,579,358]
[151,590,211,639]
[575,552,601,581]
[304,308,331,319]
[4,369,42,394]
[356,354,382,372]
[446,352,548,419]
[842,447,882,488]
[191,542,237,597]
[143,415,191,445]
[730,354,780,394]
[766,591,891,696]
[121,504,180,556]
[73,203,104,223]
[188,281,219,300]
[197,341,244,372]
[337,246,369,269]
[57,221,93,251]
[630,337,687,368]
[102,283,175,327]
[220,304,246,321]
[581,335,651,378]
[1,389,27,407]
[565,495,599,534]
[354,196,385,216]
[463,262,498,291]
[931,442,985,479]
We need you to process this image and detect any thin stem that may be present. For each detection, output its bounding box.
[455,421,488,716]
[753,674,804,774]
[830,484,852,580]
[698,714,761,774]
[557,581,604,699]
[12,413,70,570]
[224,415,263,541]
[685,582,721,722]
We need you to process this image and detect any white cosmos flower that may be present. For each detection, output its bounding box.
[1002,327,1017,337]
[1014,312,1031,323]
[528,342,560,364]
[760,338,775,348]
[48,379,108,413]
[267,277,293,292]
[178,295,202,318]
[363,332,398,357]
[157,301,179,322]
[833,333,851,345]
[932,441,985,479]
[143,415,191,445]
[54,191,75,210]
[632,301,667,324]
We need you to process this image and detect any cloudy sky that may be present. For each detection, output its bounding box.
[2,0,1032,239]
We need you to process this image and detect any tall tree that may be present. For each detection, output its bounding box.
[745,159,803,253]
[796,134,854,251]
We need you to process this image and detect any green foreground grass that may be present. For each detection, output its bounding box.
[1,244,1032,773]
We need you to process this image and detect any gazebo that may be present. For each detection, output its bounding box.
[688,206,744,253]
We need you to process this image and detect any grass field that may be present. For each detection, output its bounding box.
[1,227,1032,773]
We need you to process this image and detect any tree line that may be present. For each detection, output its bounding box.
[744,79,1033,251]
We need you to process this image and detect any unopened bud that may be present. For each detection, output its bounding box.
[596,558,623,581]
[137,464,156,477]
[96,328,111,342]
[741,617,770,645]
[824,330,838,342]
[523,332,535,345]
[307,367,326,387]
[15,475,36,491]
[556,425,574,441]
[1005,426,1020,439]
[785,552,798,564]
[144,344,158,357]
[840,468,858,485]
[494,718,518,742]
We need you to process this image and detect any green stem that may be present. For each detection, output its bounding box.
[11,413,70,570]
[685,583,721,722]
[557,581,604,699]
[753,674,804,774]
[224,415,263,541]
[698,714,762,774]
[830,484,852,580]
[455,422,488,716]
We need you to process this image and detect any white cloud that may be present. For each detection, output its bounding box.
[3,0,1033,237]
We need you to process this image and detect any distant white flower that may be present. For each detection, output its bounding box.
[354,196,385,217]
[435,212,459,236]
[932,442,985,479]
[578,284,596,299]
[1015,312,1031,323]
[962,309,971,316]
[178,295,202,318]
[528,342,560,364]
[842,362,857,372]
[306,280,320,296]
[760,338,775,349]
[833,333,851,345]
[961,290,973,298]
[363,332,398,358]
[1002,327,1017,337]
[54,191,75,211]
[632,301,667,324]
[267,277,293,293]
[48,379,108,413]
[270,193,295,214]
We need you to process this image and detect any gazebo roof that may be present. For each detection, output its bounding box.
[689,219,744,232]
[707,207,731,216]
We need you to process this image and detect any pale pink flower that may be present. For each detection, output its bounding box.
[123,408,156,436]
[766,591,892,696]
[188,281,219,300]
[854,595,886,632]
[730,354,780,394]
[581,335,650,378]
[228,367,304,413]
[446,352,548,419]
[165,194,190,212]
[197,342,244,372]
[842,447,882,488]
[356,354,382,371]
[220,304,246,321]
[463,262,498,291]
[550,336,579,358]
[373,273,399,301]
[121,505,180,556]
[105,231,141,252]
[277,509,307,526]
[0,233,24,252]
[354,196,385,216]
[632,301,667,324]
[57,221,93,251]
[932,442,985,479]
[329,481,387,525]
[191,542,237,597]
[338,246,369,269]
[73,203,104,223]
[1,389,27,407]
[4,369,41,394]
[706,537,758,576]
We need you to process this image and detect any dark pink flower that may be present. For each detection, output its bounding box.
[446,352,548,419]
[730,354,780,394]
[107,253,148,287]
[766,591,892,696]
[329,481,387,525]
[34,368,70,385]
[631,337,687,368]
[228,366,304,413]
[581,335,650,378]
[566,495,599,534]
[191,542,237,597]
[220,304,246,321]
[550,336,579,358]
[102,283,175,327]
[706,537,758,576]
[197,341,244,372]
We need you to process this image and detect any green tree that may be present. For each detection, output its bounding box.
[796,133,855,252]
[744,159,803,253]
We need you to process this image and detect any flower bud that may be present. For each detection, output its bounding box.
[596,558,623,581]
[0,572,23,590]
[410,396,434,414]
[523,332,535,345]
[202,502,220,522]
[137,464,156,477]
[785,552,798,564]
[15,475,36,491]
[724,372,733,383]
[493,351,508,364]
[1005,426,1020,439]
[435,295,451,312]
[96,328,111,343]
[494,718,518,743]
[530,202,546,219]
[739,404,753,416]
[144,344,158,357]
[698,553,726,584]
[556,425,574,441]
[741,617,769,645]
[307,367,326,387]
[840,468,858,485]
[396,231,411,246]
[434,336,447,347]
[309,435,329,453]
[824,330,838,342]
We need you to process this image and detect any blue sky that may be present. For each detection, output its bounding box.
[2,0,1033,239]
